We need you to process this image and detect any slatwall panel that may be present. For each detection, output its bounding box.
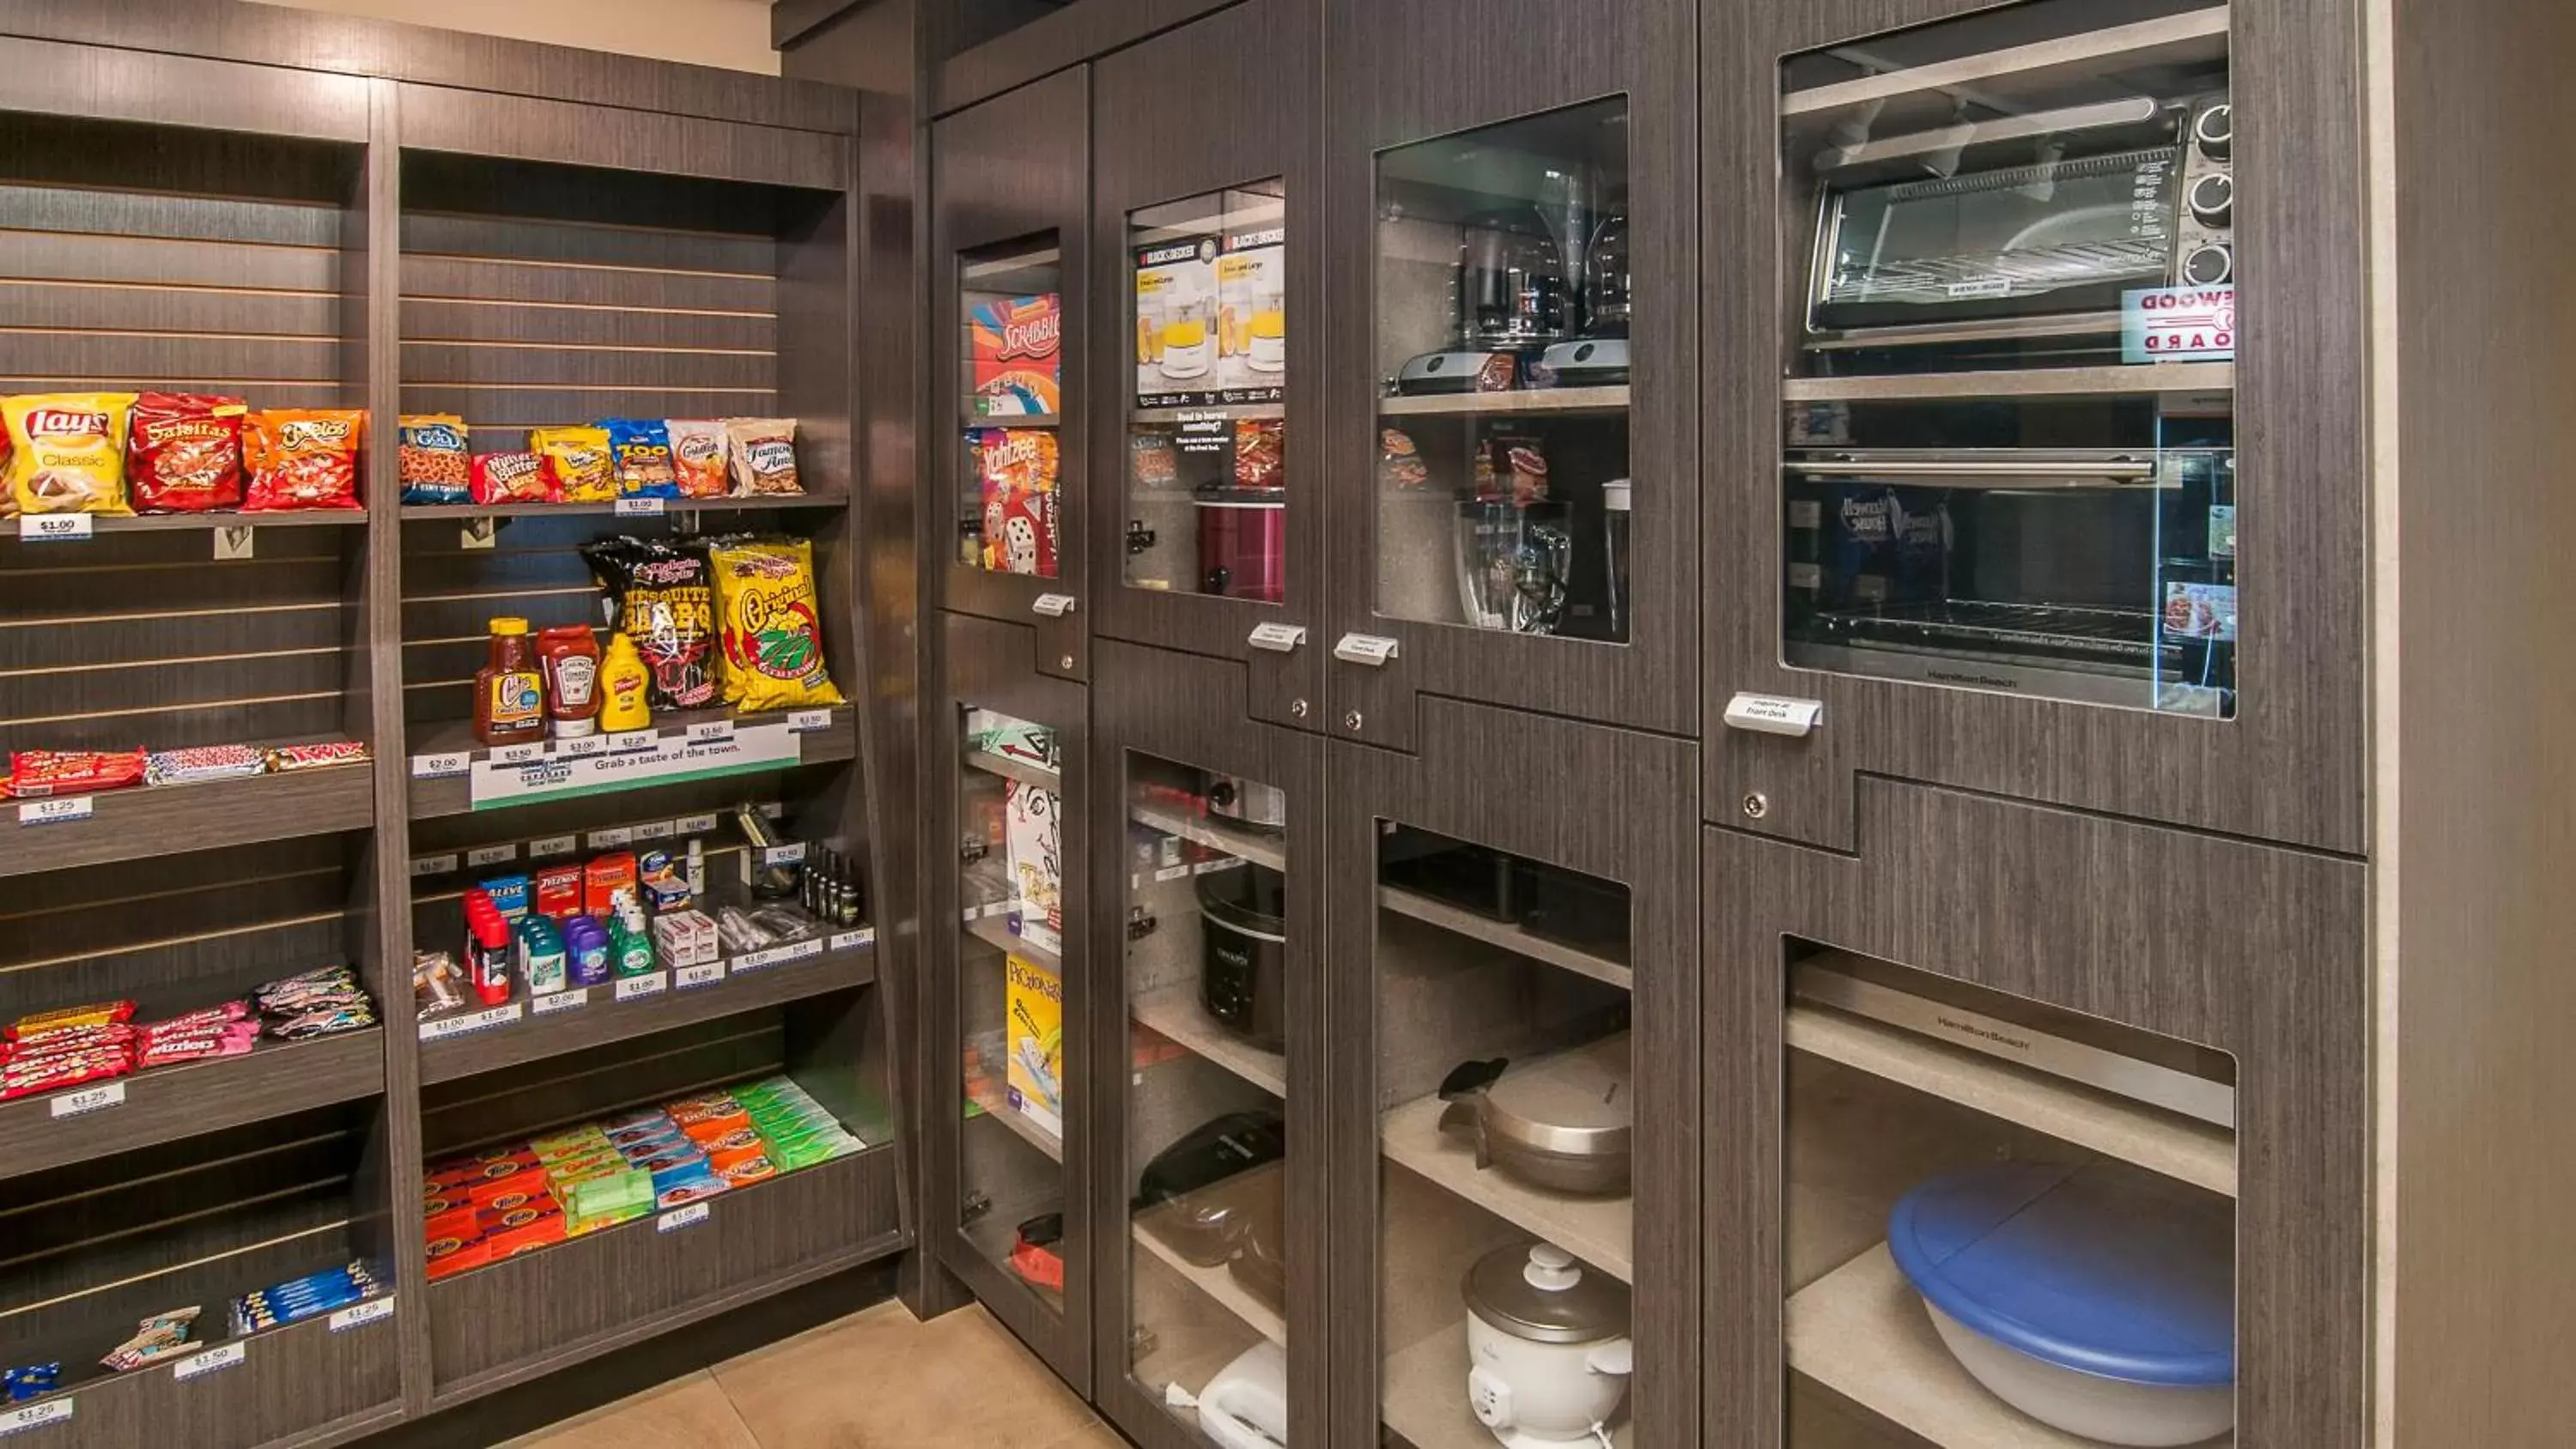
[0,115,368,757]
[397,154,790,452]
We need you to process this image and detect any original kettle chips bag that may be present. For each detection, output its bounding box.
[6,393,137,515]
[708,537,843,713]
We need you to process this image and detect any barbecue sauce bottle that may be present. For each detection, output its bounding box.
[474,617,545,746]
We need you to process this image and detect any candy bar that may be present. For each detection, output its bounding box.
[144,744,264,786]
[101,1307,199,1373]
[263,740,369,773]
[8,1000,135,1040]
[3,1363,60,1402]
[3,749,145,798]
[1,1052,133,1100]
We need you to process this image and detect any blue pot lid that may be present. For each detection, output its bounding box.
[1886,1161,2235,1388]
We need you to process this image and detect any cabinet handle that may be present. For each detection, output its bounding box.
[1724,691,1824,737]
[1032,593,1077,618]
[1333,633,1400,667]
[1249,622,1307,653]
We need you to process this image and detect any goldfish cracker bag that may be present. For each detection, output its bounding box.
[665,419,729,500]
[6,393,137,515]
[533,426,615,503]
[708,537,844,712]
[244,409,365,512]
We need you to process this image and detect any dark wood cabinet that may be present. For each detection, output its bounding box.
[932,66,1093,681]
[1700,0,2369,854]
[1085,640,1327,1448]
[1321,0,1700,751]
[1085,0,1327,731]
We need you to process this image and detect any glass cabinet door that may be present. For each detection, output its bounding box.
[1110,749,1300,1446]
[1779,949,2240,1449]
[960,239,1067,581]
[1777,0,2238,718]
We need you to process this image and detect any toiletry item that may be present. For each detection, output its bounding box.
[585,852,639,919]
[686,838,706,900]
[519,917,567,997]
[465,894,513,1006]
[596,632,653,732]
[564,915,611,987]
[611,905,656,978]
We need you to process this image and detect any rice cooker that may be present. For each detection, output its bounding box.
[1189,1340,1290,1449]
[1462,1241,1633,1447]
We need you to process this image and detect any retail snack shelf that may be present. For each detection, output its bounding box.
[406,706,856,819]
[969,1088,1066,1162]
[963,748,1059,792]
[399,494,848,521]
[1781,9,2232,119]
[1786,1002,2239,1197]
[0,1301,404,1449]
[1783,362,2235,403]
[5,511,369,537]
[1379,1088,1632,1283]
[1375,385,1630,417]
[1129,401,1285,424]
[1131,1217,1285,1346]
[1131,984,1285,1098]
[0,759,374,879]
[963,912,1060,973]
[0,1028,384,1185]
[1784,1243,2236,1449]
[416,930,876,1084]
[1129,797,1286,872]
[427,1143,903,1404]
[1376,886,1631,991]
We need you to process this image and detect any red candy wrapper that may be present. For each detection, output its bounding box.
[3,749,146,798]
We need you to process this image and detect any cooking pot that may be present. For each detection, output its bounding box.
[1463,1241,1632,1446]
[1135,1110,1286,1266]
[1204,772,1287,832]
[1437,1035,1631,1197]
[1197,861,1288,1051]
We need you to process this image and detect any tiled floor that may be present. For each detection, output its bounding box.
[505,1301,1127,1449]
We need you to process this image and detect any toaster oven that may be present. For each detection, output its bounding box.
[1803,91,2233,358]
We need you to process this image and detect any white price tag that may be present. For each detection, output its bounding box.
[588,827,635,849]
[827,929,875,952]
[418,1003,521,1041]
[50,1082,124,1119]
[688,718,735,745]
[675,961,726,990]
[466,843,517,868]
[787,709,832,733]
[0,1399,71,1434]
[657,1202,710,1233]
[18,513,91,541]
[734,938,823,973]
[529,834,578,860]
[677,813,720,835]
[605,731,656,754]
[615,496,666,518]
[762,841,806,867]
[412,752,470,779]
[17,797,92,827]
[1155,864,1190,882]
[556,735,605,757]
[532,988,590,1016]
[173,1343,245,1382]
[490,741,546,767]
[614,972,668,1002]
[328,1296,394,1333]
[634,819,677,841]
[410,853,459,876]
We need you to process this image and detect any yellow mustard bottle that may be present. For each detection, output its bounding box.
[596,633,653,732]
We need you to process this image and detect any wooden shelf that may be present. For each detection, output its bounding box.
[1131,984,1286,1097]
[964,747,1060,791]
[1131,797,1286,872]
[1379,1088,1632,1283]
[2,1298,404,1449]
[1377,385,1630,418]
[6,511,368,537]
[1376,886,1631,991]
[0,759,374,878]
[1783,362,2235,403]
[406,706,856,819]
[1783,9,2232,119]
[1788,1004,2238,1197]
[1382,1315,1636,1449]
[1786,1243,2236,1449]
[416,933,875,1084]
[401,494,848,520]
[1131,1219,1285,1346]
[969,1091,1065,1162]
[0,1028,383,1184]
[963,911,1060,973]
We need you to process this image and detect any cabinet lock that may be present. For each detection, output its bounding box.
[959,835,988,864]
[1125,519,1157,555]
[1127,905,1158,941]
